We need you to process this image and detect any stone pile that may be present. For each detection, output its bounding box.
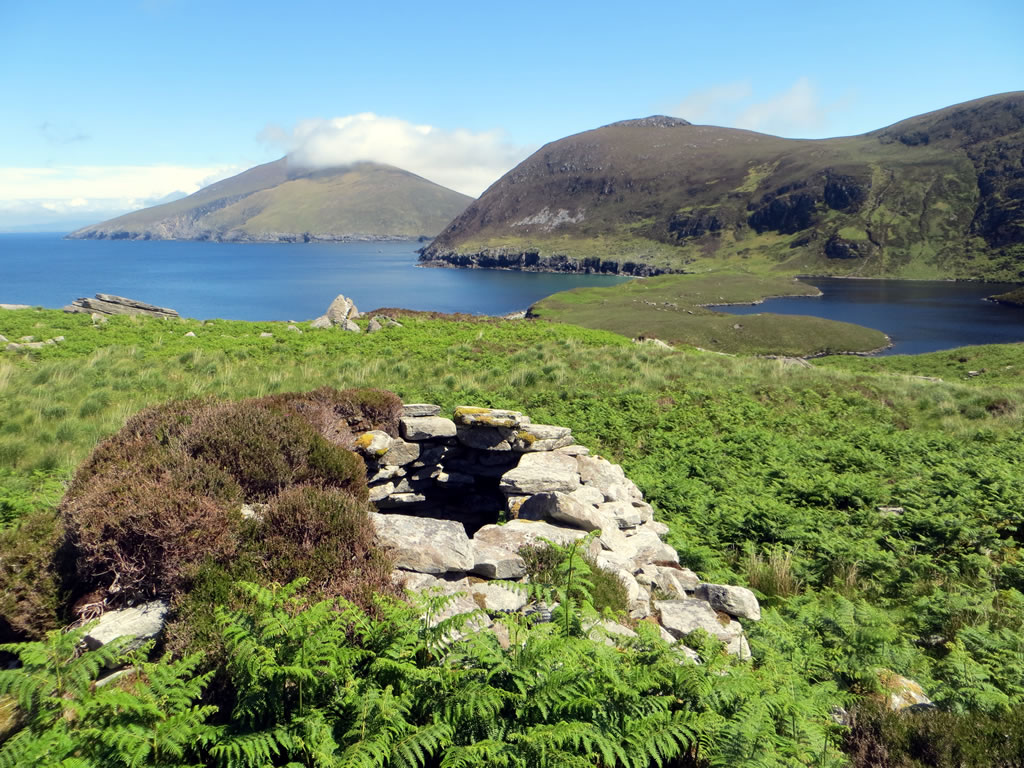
[354,403,762,658]
[310,293,403,333]
[4,335,65,351]
[62,293,179,318]
[78,402,763,666]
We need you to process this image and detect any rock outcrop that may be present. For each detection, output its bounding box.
[311,294,360,331]
[62,294,179,318]
[354,403,762,658]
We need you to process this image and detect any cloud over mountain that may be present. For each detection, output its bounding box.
[261,114,532,197]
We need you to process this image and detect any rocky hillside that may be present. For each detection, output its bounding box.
[420,93,1024,280]
[68,159,473,242]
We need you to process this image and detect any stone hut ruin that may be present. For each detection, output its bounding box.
[354,403,762,658]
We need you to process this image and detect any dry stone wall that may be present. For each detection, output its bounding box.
[355,402,762,658]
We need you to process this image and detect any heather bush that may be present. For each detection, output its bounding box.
[268,385,404,444]
[254,484,396,605]
[0,511,65,639]
[182,400,364,500]
[845,699,1024,768]
[61,457,242,603]
[7,388,389,632]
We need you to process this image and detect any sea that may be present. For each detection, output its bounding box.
[0,234,629,320]
[2,233,1024,355]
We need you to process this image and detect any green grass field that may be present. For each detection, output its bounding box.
[528,273,890,355]
[3,306,1024,766]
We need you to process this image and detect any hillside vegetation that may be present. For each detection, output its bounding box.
[421,93,1024,280]
[1,309,1024,766]
[68,159,473,242]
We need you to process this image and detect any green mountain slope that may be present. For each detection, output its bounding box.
[420,93,1024,279]
[68,160,473,242]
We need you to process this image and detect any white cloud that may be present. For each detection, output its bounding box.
[262,113,532,197]
[0,164,238,205]
[670,81,753,126]
[0,164,240,231]
[670,77,840,138]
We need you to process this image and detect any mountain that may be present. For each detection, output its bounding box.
[68,159,474,242]
[420,93,1024,280]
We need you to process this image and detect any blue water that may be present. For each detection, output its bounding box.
[0,233,628,320]
[715,277,1024,355]
[4,235,1024,355]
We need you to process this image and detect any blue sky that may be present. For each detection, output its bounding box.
[1,0,1021,230]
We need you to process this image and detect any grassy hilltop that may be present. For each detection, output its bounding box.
[421,93,1024,281]
[68,159,473,242]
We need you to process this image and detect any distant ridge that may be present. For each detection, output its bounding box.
[68,159,473,243]
[421,94,1024,280]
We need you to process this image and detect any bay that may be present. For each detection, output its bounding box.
[716,277,1024,355]
[0,234,629,321]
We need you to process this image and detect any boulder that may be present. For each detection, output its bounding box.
[368,465,404,483]
[342,319,361,333]
[381,438,420,466]
[183,331,196,338]
[368,482,395,503]
[354,430,393,459]
[629,585,652,619]
[470,582,528,612]
[596,501,643,529]
[286,324,302,333]
[63,294,178,318]
[366,317,383,333]
[878,670,933,711]
[398,571,470,594]
[473,519,590,556]
[403,403,441,417]
[453,406,529,428]
[655,599,750,659]
[499,452,581,495]
[506,495,530,517]
[370,513,474,574]
[624,528,679,568]
[309,316,332,329]
[576,455,627,497]
[518,492,610,532]
[588,619,638,646]
[511,423,574,452]
[376,492,428,507]
[471,543,527,580]
[569,486,605,507]
[556,444,590,457]
[259,331,274,338]
[400,416,457,441]
[648,520,670,536]
[324,294,359,324]
[456,425,512,451]
[83,601,170,654]
[694,583,761,621]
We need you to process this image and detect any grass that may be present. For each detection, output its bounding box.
[529,272,890,355]
[816,342,1024,387]
[2,305,1024,728]
[989,286,1024,306]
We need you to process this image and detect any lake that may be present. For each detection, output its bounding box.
[716,277,1024,355]
[0,233,629,320]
